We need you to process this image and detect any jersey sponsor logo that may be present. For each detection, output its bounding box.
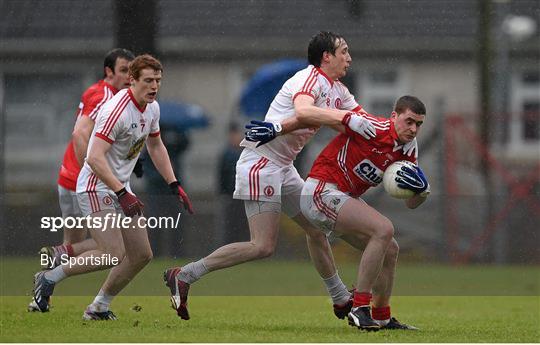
[320,92,327,98]
[103,195,113,206]
[353,159,384,185]
[335,98,342,109]
[131,123,138,128]
[264,185,274,197]
[126,136,147,160]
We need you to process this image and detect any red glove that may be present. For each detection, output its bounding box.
[115,188,144,217]
[169,181,194,214]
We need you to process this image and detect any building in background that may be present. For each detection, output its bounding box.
[1,0,538,262]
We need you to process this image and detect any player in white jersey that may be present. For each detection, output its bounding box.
[36,49,135,273]
[32,55,193,320]
[164,31,376,321]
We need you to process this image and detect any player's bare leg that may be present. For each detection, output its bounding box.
[31,210,125,312]
[371,238,398,308]
[333,198,394,331]
[292,213,352,319]
[165,203,281,319]
[82,214,151,320]
[335,198,393,295]
[98,216,152,296]
[341,231,417,330]
[40,230,98,270]
[59,210,126,276]
[203,210,280,269]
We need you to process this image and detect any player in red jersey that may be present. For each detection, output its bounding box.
[38,49,135,269]
[301,96,430,331]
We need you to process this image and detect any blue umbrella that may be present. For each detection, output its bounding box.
[158,101,210,131]
[240,59,308,119]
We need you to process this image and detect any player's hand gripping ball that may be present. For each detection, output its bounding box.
[383,161,428,199]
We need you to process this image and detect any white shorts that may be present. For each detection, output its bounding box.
[77,190,123,217]
[233,149,303,218]
[58,185,82,217]
[300,177,353,235]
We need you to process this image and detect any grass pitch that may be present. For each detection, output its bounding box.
[0,258,539,342]
[1,296,538,342]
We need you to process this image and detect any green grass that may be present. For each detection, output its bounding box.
[1,257,539,342]
[1,296,539,342]
[1,257,538,296]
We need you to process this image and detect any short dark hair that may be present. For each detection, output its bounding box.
[394,95,426,115]
[103,48,135,77]
[307,31,344,67]
[129,54,163,80]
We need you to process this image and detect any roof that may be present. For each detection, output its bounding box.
[1,0,538,57]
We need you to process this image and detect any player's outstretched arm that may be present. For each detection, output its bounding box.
[294,95,375,139]
[72,116,95,167]
[294,94,349,126]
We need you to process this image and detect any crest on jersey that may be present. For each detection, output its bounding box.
[335,98,342,109]
[126,136,147,160]
[353,159,384,185]
[264,186,274,197]
[103,195,113,206]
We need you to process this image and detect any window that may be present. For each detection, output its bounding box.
[356,68,407,116]
[509,67,540,155]
[522,101,539,141]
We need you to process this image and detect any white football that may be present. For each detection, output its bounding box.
[383,161,416,199]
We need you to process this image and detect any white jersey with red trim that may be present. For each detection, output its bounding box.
[240,64,362,167]
[76,88,160,194]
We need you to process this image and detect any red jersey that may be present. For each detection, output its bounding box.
[308,114,417,197]
[57,80,118,191]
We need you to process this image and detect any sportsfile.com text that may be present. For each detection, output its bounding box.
[40,213,182,232]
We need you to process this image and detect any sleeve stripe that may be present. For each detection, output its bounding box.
[301,68,317,93]
[149,131,160,137]
[292,92,316,102]
[302,70,319,94]
[101,93,130,136]
[351,105,362,112]
[88,87,112,121]
[95,132,114,144]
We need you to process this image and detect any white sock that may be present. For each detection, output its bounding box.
[323,272,351,305]
[374,318,390,326]
[90,289,114,312]
[178,258,209,284]
[44,265,67,283]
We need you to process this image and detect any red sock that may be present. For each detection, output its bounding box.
[372,305,391,320]
[65,244,74,257]
[352,291,372,307]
